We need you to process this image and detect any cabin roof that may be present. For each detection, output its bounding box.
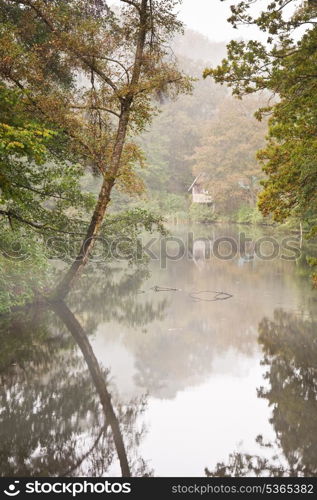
[188,172,210,192]
[188,173,202,192]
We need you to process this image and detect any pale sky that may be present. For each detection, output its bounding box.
[112,0,302,43]
[178,0,303,42]
[111,0,266,42]
[177,0,264,43]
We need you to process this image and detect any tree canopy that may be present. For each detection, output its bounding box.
[191,95,267,214]
[0,0,189,305]
[204,0,317,237]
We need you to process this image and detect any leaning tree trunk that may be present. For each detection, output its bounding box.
[51,0,148,301]
[52,106,131,300]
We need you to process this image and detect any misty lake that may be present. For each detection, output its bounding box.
[1,224,316,477]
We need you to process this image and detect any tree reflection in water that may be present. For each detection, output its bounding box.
[206,309,317,477]
[67,265,167,334]
[0,270,163,477]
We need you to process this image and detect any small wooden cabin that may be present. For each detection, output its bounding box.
[188,173,213,204]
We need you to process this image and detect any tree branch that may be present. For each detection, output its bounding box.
[11,182,71,200]
[70,105,120,118]
[6,75,106,174]
[0,209,47,230]
[0,209,88,236]
[94,56,131,83]
[15,0,119,93]
[120,0,141,13]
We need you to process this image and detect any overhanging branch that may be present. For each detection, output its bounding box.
[70,104,120,118]
[120,0,141,13]
[14,0,119,93]
[0,209,88,236]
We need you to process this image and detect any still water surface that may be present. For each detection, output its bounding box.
[1,225,316,477]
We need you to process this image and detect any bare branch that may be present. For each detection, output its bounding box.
[120,0,141,13]
[276,0,295,13]
[0,209,88,236]
[0,209,49,230]
[11,182,71,200]
[70,105,120,118]
[95,55,131,83]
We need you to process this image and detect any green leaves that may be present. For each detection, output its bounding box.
[0,227,49,314]
[205,0,317,238]
[0,0,192,305]
[0,85,54,162]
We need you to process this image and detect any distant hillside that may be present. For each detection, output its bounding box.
[173,29,227,65]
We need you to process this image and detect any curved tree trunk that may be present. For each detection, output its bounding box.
[52,105,131,300]
[52,0,148,301]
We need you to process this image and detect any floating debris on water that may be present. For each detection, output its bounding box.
[136,286,233,302]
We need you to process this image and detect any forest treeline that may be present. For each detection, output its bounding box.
[110,29,269,223]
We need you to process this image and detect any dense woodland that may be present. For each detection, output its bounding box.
[0,0,316,305]
[110,30,269,222]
